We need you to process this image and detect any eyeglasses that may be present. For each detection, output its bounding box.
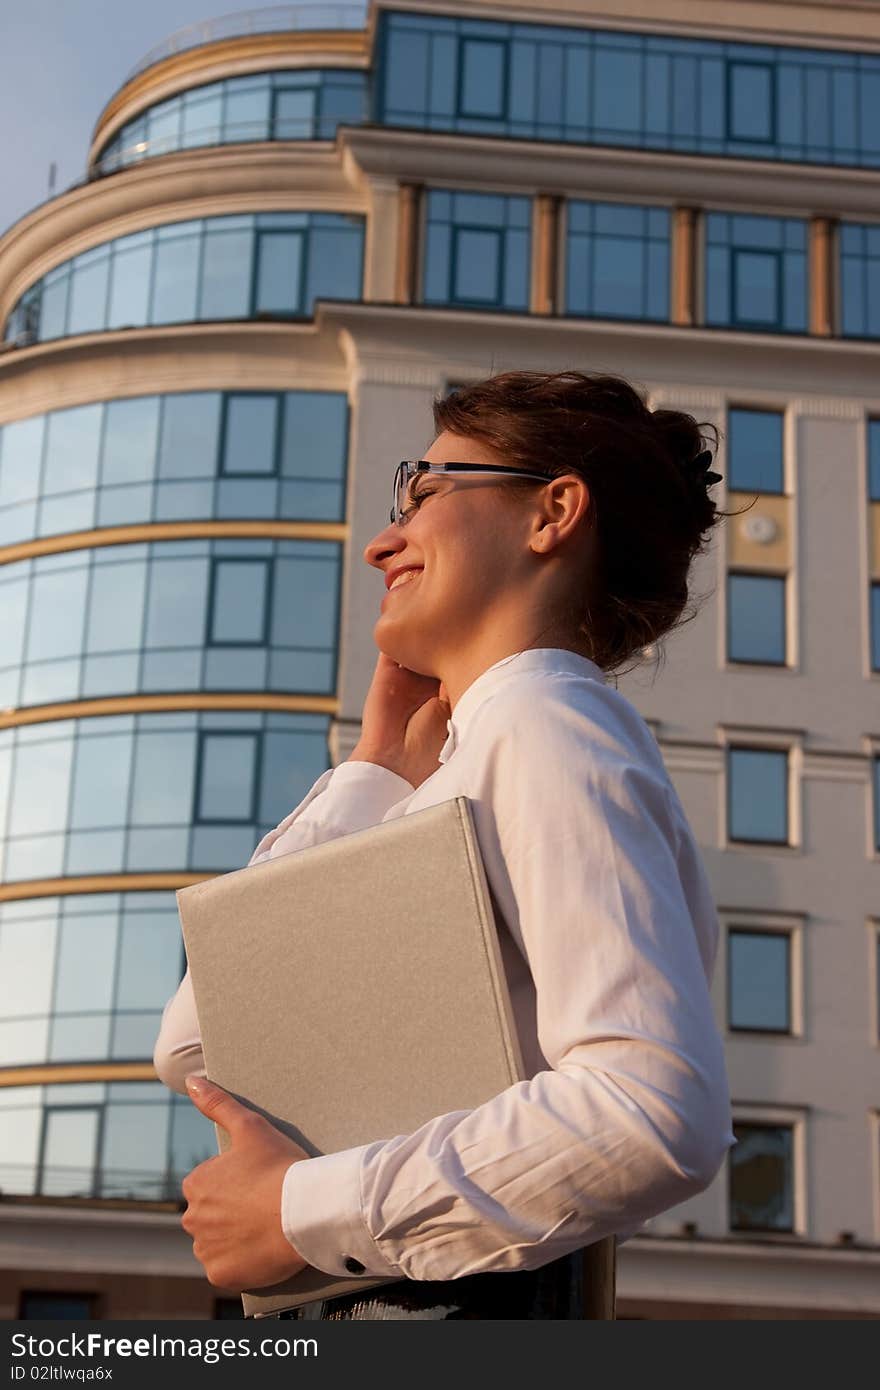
[391,459,558,527]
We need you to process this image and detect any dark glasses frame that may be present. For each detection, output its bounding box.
[391,459,558,526]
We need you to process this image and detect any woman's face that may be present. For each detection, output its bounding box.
[363,430,537,677]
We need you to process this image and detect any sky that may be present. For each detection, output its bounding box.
[0,0,367,238]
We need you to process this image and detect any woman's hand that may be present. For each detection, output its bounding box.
[349,651,451,790]
[180,1077,310,1292]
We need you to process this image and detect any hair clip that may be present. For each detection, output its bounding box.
[684,449,723,487]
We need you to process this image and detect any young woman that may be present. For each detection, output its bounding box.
[154,370,735,1320]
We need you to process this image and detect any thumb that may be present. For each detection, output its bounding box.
[185,1075,251,1135]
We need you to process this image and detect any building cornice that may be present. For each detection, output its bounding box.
[617,1232,880,1315]
[318,300,880,404]
[338,125,880,222]
[0,146,360,325]
[0,320,347,423]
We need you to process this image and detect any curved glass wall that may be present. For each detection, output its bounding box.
[95,69,367,172]
[378,9,880,169]
[0,709,331,882]
[0,892,184,1066]
[0,538,341,708]
[5,212,364,345]
[0,1078,214,1200]
[0,389,349,547]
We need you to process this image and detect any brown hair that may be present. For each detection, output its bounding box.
[433,369,748,679]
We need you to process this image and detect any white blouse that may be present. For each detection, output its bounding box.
[154,647,734,1282]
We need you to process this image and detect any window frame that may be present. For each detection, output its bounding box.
[456,35,509,121]
[206,555,274,649]
[728,1112,804,1236]
[218,392,282,478]
[726,570,788,667]
[192,729,262,827]
[726,59,777,145]
[725,743,792,848]
[726,924,793,1035]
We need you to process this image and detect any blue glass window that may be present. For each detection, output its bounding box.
[727,408,784,493]
[377,11,880,171]
[0,1080,215,1201]
[730,1122,794,1232]
[727,62,775,143]
[728,573,786,665]
[222,394,279,475]
[4,213,364,345]
[208,558,271,645]
[728,929,791,1032]
[840,223,880,338]
[196,732,259,823]
[728,746,789,845]
[0,893,183,1068]
[0,711,331,882]
[565,201,669,321]
[0,539,340,707]
[705,213,807,333]
[94,69,367,172]
[459,38,507,118]
[423,190,530,310]
[871,584,880,673]
[0,390,349,547]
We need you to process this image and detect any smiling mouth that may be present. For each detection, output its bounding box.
[387,569,423,592]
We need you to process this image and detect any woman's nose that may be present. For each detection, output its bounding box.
[363,523,406,570]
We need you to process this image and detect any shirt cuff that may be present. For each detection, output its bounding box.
[280,1148,401,1280]
[325,758,415,807]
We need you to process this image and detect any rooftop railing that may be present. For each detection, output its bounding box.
[126,4,369,81]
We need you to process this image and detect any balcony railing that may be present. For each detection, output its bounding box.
[126,4,369,80]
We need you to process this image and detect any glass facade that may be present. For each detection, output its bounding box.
[564,201,670,322]
[378,10,880,169]
[727,746,789,844]
[0,537,341,708]
[95,70,367,172]
[727,573,786,665]
[0,710,330,882]
[0,390,349,547]
[729,1122,795,1231]
[726,408,785,493]
[840,222,880,338]
[728,929,791,1032]
[0,892,184,1066]
[704,213,807,333]
[0,1079,215,1201]
[5,213,364,344]
[422,190,530,310]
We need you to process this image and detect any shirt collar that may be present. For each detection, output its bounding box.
[437,648,607,765]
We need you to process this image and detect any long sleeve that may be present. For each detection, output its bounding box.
[152,760,415,1095]
[280,681,735,1280]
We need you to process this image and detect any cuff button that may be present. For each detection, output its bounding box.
[344,1256,366,1275]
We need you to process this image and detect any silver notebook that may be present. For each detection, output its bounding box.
[177,795,526,1318]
